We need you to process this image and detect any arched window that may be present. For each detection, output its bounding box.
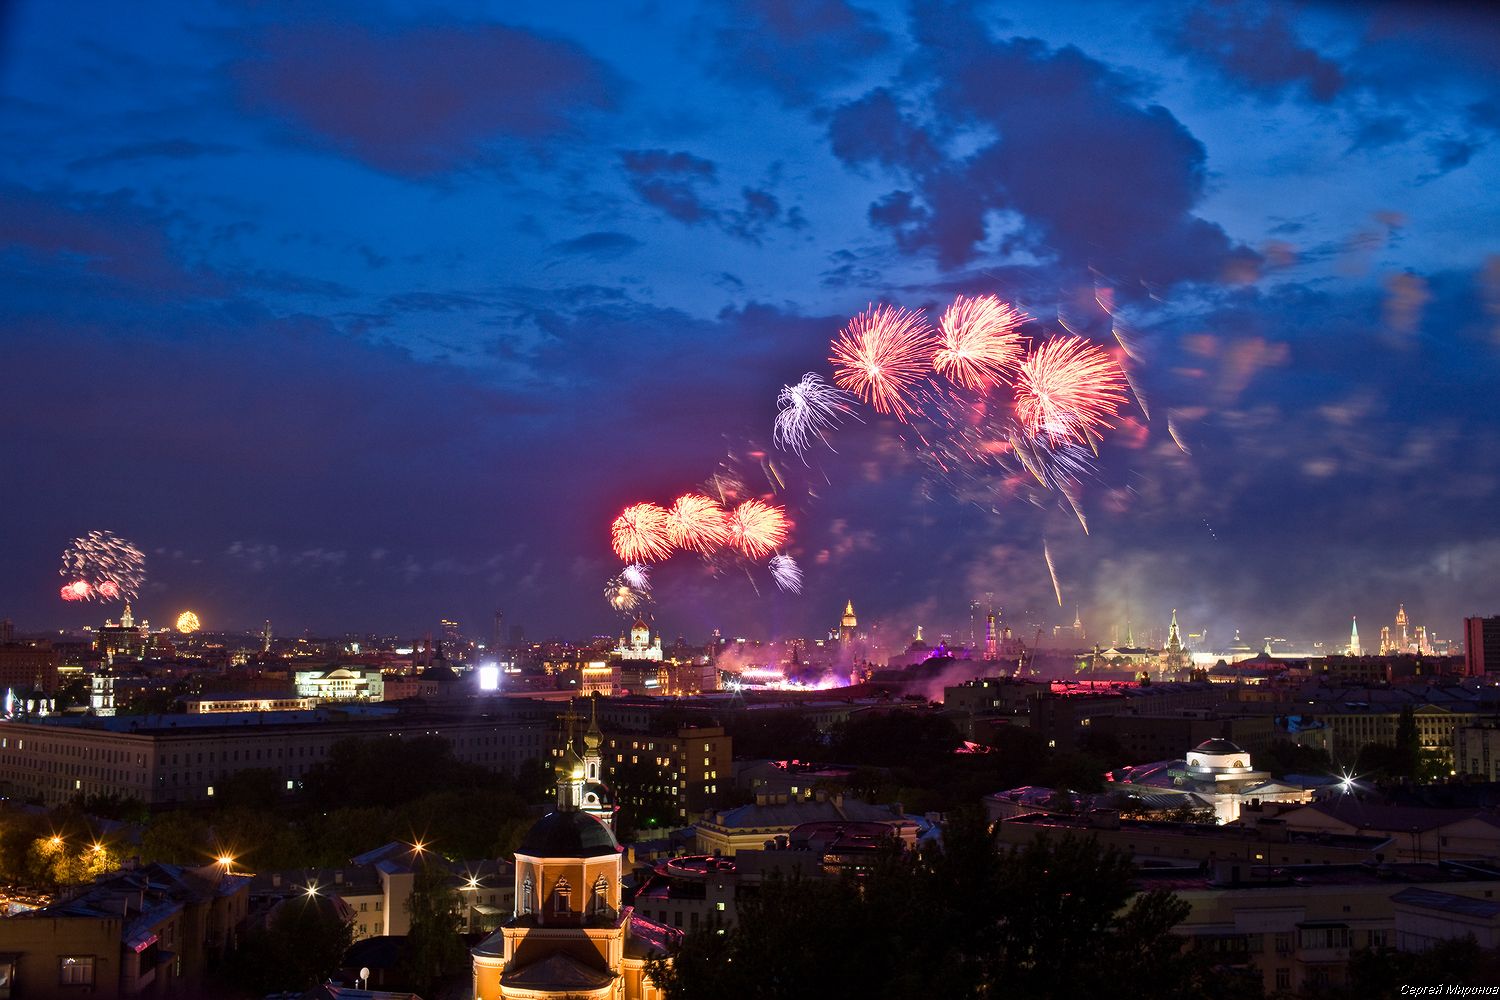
[553,877,571,914]
[592,874,610,916]
[522,877,534,915]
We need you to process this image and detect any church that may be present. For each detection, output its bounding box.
[470,709,677,999]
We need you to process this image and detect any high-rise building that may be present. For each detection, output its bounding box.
[984,612,997,661]
[839,600,857,648]
[261,619,273,653]
[1465,616,1500,677]
[1396,604,1410,651]
[0,620,13,643]
[492,609,504,653]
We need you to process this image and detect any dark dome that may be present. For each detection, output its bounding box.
[420,664,458,681]
[516,810,620,859]
[1193,738,1243,754]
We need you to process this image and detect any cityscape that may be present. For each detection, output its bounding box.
[4,1,1500,999]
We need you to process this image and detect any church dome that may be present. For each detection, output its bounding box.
[1193,738,1243,755]
[517,810,620,859]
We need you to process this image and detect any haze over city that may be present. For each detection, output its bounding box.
[3,1,1498,645]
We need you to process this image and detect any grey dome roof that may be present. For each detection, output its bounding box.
[1192,738,1244,754]
[516,810,619,859]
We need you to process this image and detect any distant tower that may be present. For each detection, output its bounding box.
[1167,609,1183,654]
[1379,625,1393,655]
[580,699,613,831]
[969,601,980,650]
[262,619,272,654]
[0,619,13,643]
[1125,618,1135,648]
[984,613,997,661]
[840,600,857,646]
[493,609,504,654]
[120,603,134,630]
[1072,607,1084,643]
[1396,604,1410,652]
[1349,617,1362,657]
[1163,609,1189,672]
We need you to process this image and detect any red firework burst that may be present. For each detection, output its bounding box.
[726,499,791,559]
[667,493,730,553]
[1013,336,1128,445]
[829,304,935,421]
[61,580,92,601]
[933,294,1026,391]
[611,503,674,563]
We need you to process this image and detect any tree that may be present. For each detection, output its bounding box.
[223,893,353,995]
[1256,740,1333,778]
[401,854,465,995]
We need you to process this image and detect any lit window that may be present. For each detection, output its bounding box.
[59,956,95,986]
[554,877,571,914]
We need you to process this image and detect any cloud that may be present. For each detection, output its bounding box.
[704,0,891,106]
[619,150,809,243]
[231,20,618,175]
[69,139,238,171]
[826,5,1258,286]
[1160,1,1345,103]
[549,231,644,260]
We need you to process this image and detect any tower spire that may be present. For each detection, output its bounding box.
[1350,617,1362,657]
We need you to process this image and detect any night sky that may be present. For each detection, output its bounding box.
[3,1,1498,647]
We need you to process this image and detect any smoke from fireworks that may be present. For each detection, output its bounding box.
[610,503,673,563]
[58,530,145,603]
[666,493,730,554]
[773,373,857,456]
[829,304,935,421]
[727,499,791,559]
[768,554,802,593]
[933,294,1026,391]
[1013,336,1128,446]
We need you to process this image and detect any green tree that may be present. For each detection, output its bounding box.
[223,893,353,995]
[401,855,465,995]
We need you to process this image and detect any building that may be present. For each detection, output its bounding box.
[0,706,555,806]
[182,693,318,714]
[1271,799,1500,862]
[1466,616,1500,677]
[293,667,385,701]
[95,605,149,661]
[0,861,250,999]
[0,640,59,695]
[1105,738,1321,823]
[1459,723,1500,780]
[693,790,922,856]
[601,726,731,824]
[469,756,678,1000]
[1156,860,1500,995]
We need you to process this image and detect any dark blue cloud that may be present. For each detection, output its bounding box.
[232,20,619,175]
[704,0,890,106]
[1160,1,1344,103]
[549,231,644,260]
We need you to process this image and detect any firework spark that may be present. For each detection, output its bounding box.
[621,563,650,592]
[666,493,730,554]
[605,574,650,615]
[58,530,145,603]
[726,499,791,559]
[773,373,856,456]
[933,294,1026,391]
[1013,337,1128,445]
[176,611,201,634]
[768,554,802,594]
[829,304,935,421]
[610,503,673,563]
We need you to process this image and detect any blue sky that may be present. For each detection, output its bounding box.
[2,0,1498,648]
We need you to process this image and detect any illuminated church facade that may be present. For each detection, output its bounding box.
[471,713,676,999]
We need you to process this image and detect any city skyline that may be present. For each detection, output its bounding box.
[3,2,1499,640]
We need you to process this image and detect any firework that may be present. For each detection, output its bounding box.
[176,611,201,634]
[829,304,935,421]
[773,374,857,456]
[726,499,791,559]
[621,563,650,592]
[58,530,145,602]
[1013,337,1128,445]
[666,493,730,554]
[768,554,802,594]
[1043,541,1063,606]
[610,503,673,563]
[933,294,1026,391]
[605,574,650,615]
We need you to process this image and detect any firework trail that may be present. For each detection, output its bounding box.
[933,294,1026,391]
[621,563,650,592]
[1043,540,1063,606]
[768,553,802,594]
[1121,363,1150,421]
[1013,336,1128,446]
[666,494,730,554]
[829,304,935,421]
[610,503,673,563]
[58,530,145,602]
[726,499,791,559]
[1167,411,1192,455]
[773,374,857,457]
